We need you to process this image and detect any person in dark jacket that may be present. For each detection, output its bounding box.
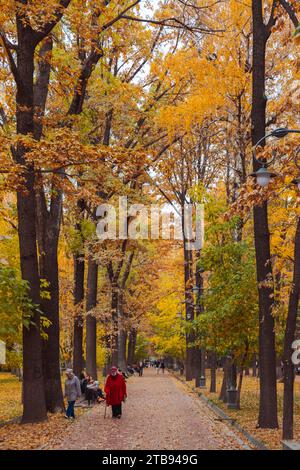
[79,371,88,394]
[104,366,127,418]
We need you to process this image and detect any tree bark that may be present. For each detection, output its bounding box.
[86,257,98,379]
[118,301,127,373]
[194,251,204,387]
[34,38,64,413]
[251,0,278,429]
[183,232,195,381]
[127,329,137,365]
[37,192,64,412]
[219,357,230,403]
[252,353,257,377]
[117,252,134,370]
[73,200,85,377]
[282,217,300,439]
[14,30,47,424]
[210,351,217,393]
[237,368,243,410]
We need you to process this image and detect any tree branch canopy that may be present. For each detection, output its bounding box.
[279,0,299,27]
[31,0,72,43]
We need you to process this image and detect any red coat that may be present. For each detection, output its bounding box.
[104,373,127,406]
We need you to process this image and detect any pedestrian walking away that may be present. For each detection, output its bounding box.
[64,369,81,419]
[104,366,127,419]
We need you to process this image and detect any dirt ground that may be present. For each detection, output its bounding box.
[51,368,249,450]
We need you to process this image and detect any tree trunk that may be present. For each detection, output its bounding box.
[86,257,98,379]
[127,329,137,365]
[118,291,127,372]
[252,353,257,377]
[33,37,64,413]
[118,328,127,372]
[219,357,230,403]
[39,212,64,412]
[194,251,204,386]
[210,351,217,393]
[14,34,47,424]
[282,217,300,439]
[73,200,85,377]
[110,283,119,366]
[183,233,194,381]
[117,252,134,370]
[251,1,278,429]
[229,361,237,389]
[237,368,243,410]
[236,342,249,410]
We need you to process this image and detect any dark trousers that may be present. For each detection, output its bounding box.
[112,404,122,417]
[66,400,75,418]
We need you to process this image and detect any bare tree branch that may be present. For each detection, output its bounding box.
[266,0,278,32]
[32,0,72,43]
[0,28,21,87]
[279,0,299,27]
[119,15,225,34]
[101,0,141,32]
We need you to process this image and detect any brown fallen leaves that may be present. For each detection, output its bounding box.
[177,369,300,450]
[0,371,90,450]
[0,409,88,450]
[0,373,22,422]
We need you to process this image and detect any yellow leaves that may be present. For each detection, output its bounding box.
[0,403,87,450]
[199,369,300,450]
[15,0,68,33]
[294,24,300,46]
[0,373,22,423]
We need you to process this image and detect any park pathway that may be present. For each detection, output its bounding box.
[52,368,249,450]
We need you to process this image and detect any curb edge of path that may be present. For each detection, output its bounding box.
[170,371,269,451]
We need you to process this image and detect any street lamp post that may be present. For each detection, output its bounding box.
[250,128,300,187]
[194,264,206,389]
[249,127,300,433]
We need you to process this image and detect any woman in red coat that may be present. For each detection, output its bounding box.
[104,366,127,418]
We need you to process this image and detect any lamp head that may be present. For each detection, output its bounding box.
[270,128,290,139]
[250,167,277,187]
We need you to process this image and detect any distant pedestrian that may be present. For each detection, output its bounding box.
[64,369,81,419]
[105,366,127,419]
[139,361,144,376]
[161,360,165,374]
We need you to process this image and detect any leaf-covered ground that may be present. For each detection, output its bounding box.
[1,369,298,450]
[0,409,90,450]
[178,369,300,450]
[0,372,22,422]
[51,369,248,450]
[0,372,94,450]
[0,369,249,450]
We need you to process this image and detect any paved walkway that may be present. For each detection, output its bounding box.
[52,369,249,450]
